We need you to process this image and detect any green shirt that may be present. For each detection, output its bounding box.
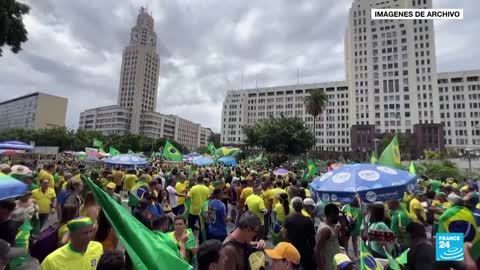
[390,209,411,245]
[429,179,443,192]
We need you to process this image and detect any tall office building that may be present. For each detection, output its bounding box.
[79,7,214,151]
[345,0,440,133]
[117,7,160,134]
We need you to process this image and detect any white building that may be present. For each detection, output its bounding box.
[220,0,479,155]
[345,0,440,133]
[221,81,351,152]
[438,70,480,151]
[78,7,214,151]
[0,92,68,131]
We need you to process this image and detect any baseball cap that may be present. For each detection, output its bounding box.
[0,239,26,259]
[303,198,315,206]
[106,182,116,189]
[333,253,352,270]
[265,242,301,265]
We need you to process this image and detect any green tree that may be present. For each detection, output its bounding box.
[242,115,314,156]
[303,89,328,150]
[0,0,30,56]
[208,133,220,147]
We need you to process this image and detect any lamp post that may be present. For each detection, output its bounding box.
[374,138,380,158]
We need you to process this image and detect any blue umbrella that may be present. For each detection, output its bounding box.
[192,156,214,166]
[218,156,237,167]
[0,173,27,200]
[309,164,416,203]
[104,154,147,166]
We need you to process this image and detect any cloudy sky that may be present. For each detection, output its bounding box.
[1,0,479,132]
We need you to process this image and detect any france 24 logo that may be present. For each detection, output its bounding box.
[436,233,464,261]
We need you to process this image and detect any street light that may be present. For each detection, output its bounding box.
[374,138,380,158]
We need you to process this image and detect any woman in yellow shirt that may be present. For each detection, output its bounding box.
[272,193,292,245]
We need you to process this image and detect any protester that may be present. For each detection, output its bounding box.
[80,192,99,223]
[96,250,125,270]
[341,197,362,259]
[37,164,56,189]
[197,239,226,270]
[63,178,84,216]
[364,203,394,258]
[0,200,21,246]
[388,199,411,251]
[405,222,434,270]
[169,216,197,263]
[187,177,210,233]
[315,203,341,270]
[40,217,103,269]
[95,211,118,252]
[282,197,316,270]
[123,169,138,193]
[265,242,301,270]
[58,205,80,246]
[272,193,292,245]
[223,211,265,270]
[167,178,185,215]
[32,179,56,230]
[0,239,26,270]
[409,190,428,225]
[105,182,122,204]
[207,188,228,241]
[245,183,268,239]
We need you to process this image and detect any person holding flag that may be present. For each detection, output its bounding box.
[303,160,318,181]
[163,141,183,161]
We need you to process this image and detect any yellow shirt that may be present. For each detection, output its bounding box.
[305,189,311,198]
[271,188,287,206]
[273,203,293,223]
[40,241,103,270]
[262,189,275,210]
[37,170,55,189]
[245,194,266,225]
[144,174,153,184]
[124,174,138,192]
[208,185,215,194]
[32,188,56,214]
[409,198,426,224]
[432,200,452,220]
[188,184,210,215]
[175,182,187,205]
[113,171,124,186]
[240,187,254,202]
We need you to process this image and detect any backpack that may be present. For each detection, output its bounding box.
[223,239,265,270]
[30,223,60,262]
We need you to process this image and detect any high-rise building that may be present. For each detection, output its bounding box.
[0,92,68,131]
[118,7,160,134]
[220,0,480,156]
[78,7,213,151]
[345,0,440,133]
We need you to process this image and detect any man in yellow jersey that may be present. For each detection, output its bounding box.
[37,164,55,189]
[123,169,138,193]
[271,181,287,207]
[32,179,56,229]
[239,181,254,209]
[187,177,210,236]
[409,190,427,225]
[112,168,124,193]
[245,183,267,240]
[175,174,188,215]
[40,217,103,270]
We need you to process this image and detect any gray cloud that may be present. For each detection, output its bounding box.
[1,0,478,133]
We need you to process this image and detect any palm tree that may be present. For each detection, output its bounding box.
[304,89,328,151]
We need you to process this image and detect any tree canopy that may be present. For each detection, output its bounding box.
[0,127,187,154]
[242,115,314,155]
[0,0,30,56]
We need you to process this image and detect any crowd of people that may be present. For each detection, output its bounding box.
[0,159,479,270]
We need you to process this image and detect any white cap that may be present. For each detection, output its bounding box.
[303,198,315,206]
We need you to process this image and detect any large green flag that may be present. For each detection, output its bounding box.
[303,160,318,181]
[163,141,183,161]
[207,143,216,155]
[378,135,401,168]
[109,147,120,156]
[438,206,480,260]
[93,138,103,148]
[85,178,192,270]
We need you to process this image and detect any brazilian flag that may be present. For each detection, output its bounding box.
[109,146,121,156]
[214,147,241,158]
[302,160,318,181]
[379,135,401,168]
[93,138,103,148]
[168,229,196,250]
[438,205,480,260]
[128,181,149,207]
[9,221,31,268]
[360,241,382,270]
[163,141,183,161]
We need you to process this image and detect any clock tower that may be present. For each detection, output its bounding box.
[117,7,160,134]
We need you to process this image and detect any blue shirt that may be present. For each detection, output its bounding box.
[58,189,69,205]
[208,199,227,237]
[147,203,164,217]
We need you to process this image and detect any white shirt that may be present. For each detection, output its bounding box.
[166,185,178,208]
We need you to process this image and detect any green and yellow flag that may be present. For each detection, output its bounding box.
[370,152,378,164]
[93,138,103,148]
[303,160,318,181]
[379,135,401,168]
[383,247,409,270]
[214,147,241,157]
[99,147,106,154]
[109,147,120,156]
[85,178,192,270]
[409,161,416,175]
[438,205,480,260]
[360,241,382,270]
[9,221,31,268]
[207,143,216,155]
[162,141,183,161]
